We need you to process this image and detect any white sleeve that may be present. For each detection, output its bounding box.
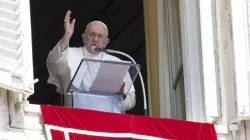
[46,40,70,93]
[122,72,136,111]
[122,91,136,111]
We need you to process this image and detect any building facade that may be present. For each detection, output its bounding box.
[144,0,250,139]
[0,0,250,139]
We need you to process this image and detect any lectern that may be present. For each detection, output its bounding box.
[65,58,140,114]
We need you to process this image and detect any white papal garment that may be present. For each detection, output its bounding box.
[46,40,136,111]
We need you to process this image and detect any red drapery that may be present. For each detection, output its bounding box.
[41,105,217,140]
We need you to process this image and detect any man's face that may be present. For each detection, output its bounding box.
[82,22,109,55]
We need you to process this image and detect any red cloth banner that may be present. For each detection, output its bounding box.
[41,105,217,140]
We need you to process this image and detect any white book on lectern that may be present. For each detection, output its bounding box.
[89,61,131,93]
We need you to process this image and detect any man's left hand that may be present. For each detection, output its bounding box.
[118,82,125,94]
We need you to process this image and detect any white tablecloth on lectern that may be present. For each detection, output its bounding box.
[71,91,124,114]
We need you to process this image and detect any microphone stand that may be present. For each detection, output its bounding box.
[106,49,148,116]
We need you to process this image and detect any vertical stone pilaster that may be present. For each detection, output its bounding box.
[0,88,9,131]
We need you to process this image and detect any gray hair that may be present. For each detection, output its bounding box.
[85,21,109,37]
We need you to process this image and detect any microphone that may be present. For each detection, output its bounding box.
[91,46,148,116]
[90,45,108,53]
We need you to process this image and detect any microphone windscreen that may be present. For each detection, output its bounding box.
[90,45,97,52]
[94,47,107,53]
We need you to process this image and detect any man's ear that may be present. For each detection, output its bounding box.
[104,38,110,48]
[82,33,86,44]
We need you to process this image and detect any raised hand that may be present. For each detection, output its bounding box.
[60,10,76,52]
[64,10,76,38]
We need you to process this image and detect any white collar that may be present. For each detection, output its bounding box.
[83,46,103,59]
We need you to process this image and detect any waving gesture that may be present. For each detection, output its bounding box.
[64,10,76,37]
[60,10,76,52]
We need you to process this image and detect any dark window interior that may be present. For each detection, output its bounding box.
[28,0,148,115]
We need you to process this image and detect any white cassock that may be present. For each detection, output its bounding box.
[46,40,136,111]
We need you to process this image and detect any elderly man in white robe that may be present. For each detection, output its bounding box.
[46,10,136,112]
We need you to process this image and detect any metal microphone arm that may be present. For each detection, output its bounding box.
[106,49,148,116]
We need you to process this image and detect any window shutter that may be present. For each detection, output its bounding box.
[0,0,34,94]
[200,0,221,117]
[231,0,250,117]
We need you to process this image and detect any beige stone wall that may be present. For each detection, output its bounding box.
[0,88,46,139]
[0,88,9,131]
